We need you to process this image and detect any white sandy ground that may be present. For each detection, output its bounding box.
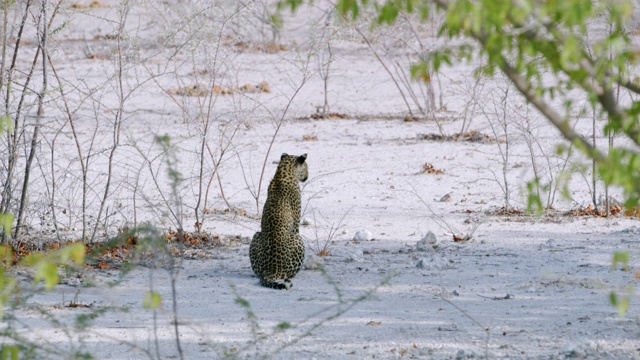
[2,1,640,359]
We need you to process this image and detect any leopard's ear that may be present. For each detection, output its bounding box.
[281,153,289,161]
[297,154,307,164]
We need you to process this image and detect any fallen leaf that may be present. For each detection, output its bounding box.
[317,249,331,257]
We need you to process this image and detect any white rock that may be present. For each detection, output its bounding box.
[416,231,438,251]
[353,230,373,242]
[304,254,324,270]
[422,231,438,244]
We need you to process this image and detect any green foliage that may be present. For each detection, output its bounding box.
[609,288,632,317]
[316,0,640,207]
[0,116,12,134]
[525,179,543,215]
[611,251,630,271]
[609,251,633,316]
[234,296,250,308]
[0,213,13,236]
[336,0,365,19]
[22,243,86,290]
[0,346,18,360]
[276,0,306,13]
[280,0,640,318]
[0,247,17,320]
[143,291,162,310]
[269,12,284,31]
[0,243,90,359]
[154,135,184,187]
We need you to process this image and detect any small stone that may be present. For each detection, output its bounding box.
[304,254,324,270]
[416,231,438,251]
[353,230,373,242]
[301,217,313,226]
[440,193,453,202]
[423,231,438,244]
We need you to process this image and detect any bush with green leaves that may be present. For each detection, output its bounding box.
[278,0,640,315]
[280,0,640,208]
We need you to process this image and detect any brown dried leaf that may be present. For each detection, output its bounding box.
[317,249,331,257]
[453,234,466,242]
[421,162,444,175]
[302,133,318,141]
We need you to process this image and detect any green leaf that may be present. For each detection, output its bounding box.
[377,2,399,25]
[29,261,59,290]
[1,345,19,360]
[611,251,630,271]
[609,290,632,317]
[410,62,430,82]
[269,12,284,30]
[0,213,13,236]
[276,0,305,13]
[0,245,12,266]
[526,180,543,216]
[276,322,291,330]
[68,242,86,265]
[0,116,12,134]
[336,0,360,19]
[143,291,162,310]
[0,270,17,319]
[234,297,250,308]
[22,243,86,290]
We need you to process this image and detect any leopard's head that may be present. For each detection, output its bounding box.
[280,153,308,182]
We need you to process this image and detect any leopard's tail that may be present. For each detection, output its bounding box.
[260,279,292,290]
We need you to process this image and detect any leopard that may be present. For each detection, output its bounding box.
[249,153,308,290]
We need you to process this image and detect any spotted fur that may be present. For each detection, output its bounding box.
[250,153,308,290]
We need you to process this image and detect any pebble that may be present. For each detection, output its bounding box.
[353,230,373,242]
[301,217,313,226]
[304,254,325,270]
[416,231,438,251]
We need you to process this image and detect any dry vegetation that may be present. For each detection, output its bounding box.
[0,1,638,359]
